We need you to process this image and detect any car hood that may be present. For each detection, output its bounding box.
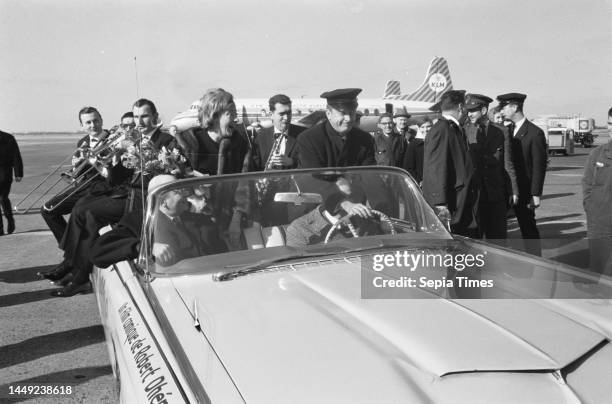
[166,248,612,403]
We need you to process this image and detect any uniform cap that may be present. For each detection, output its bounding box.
[320,88,361,110]
[496,92,527,108]
[465,93,493,111]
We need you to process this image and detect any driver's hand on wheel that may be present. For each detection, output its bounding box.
[340,201,373,218]
[153,242,175,264]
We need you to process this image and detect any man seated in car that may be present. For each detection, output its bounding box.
[153,184,227,266]
[285,175,384,247]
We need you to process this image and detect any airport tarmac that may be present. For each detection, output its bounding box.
[0,129,609,402]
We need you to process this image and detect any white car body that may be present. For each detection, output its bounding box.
[93,167,612,403]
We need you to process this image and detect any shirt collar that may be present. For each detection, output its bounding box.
[142,127,157,140]
[442,114,460,127]
[514,117,526,133]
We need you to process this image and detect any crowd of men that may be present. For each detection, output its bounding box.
[1,87,610,296]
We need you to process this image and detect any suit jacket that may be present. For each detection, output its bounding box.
[297,121,376,168]
[0,130,23,183]
[253,124,305,170]
[464,120,518,203]
[510,119,547,200]
[154,211,226,266]
[402,138,424,183]
[422,117,475,225]
[373,132,407,167]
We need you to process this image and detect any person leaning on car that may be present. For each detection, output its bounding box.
[582,107,612,276]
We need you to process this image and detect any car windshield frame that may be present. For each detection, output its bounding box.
[137,166,451,276]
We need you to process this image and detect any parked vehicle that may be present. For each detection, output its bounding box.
[93,166,612,403]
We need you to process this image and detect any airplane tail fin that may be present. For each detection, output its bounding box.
[382,80,401,98]
[384,57,453,102]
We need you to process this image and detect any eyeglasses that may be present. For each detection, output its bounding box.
[120,123,135,129]
[380,122,394,126]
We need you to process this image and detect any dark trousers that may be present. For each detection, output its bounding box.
[41,183,92,243]
[477,200,508,242]
[588,238,612,276]
[513,200,542,256]
[0,180,14,232]
[61,194,128,284]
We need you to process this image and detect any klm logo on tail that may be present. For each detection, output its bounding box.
[383,57,453,102]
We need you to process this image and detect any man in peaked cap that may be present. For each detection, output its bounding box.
[497,92,547,256]
[422,90,477,236]
[297,88,375,169]
[296,88,377,218]
[464,93,518,242]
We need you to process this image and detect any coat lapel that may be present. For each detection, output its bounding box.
[515,120,528,140]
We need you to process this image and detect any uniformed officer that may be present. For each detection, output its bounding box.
[0,130,23,235]
[296,88,376,219]
[497,92,547,256]
[296,88,375,169]
[464,94,518,241]
[582,107,612,276]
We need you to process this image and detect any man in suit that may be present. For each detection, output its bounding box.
[463,94,518,241]
[253,94,305,171]
[422,90,477,236]
[46,99,177,296]
[41,106,109,243]
[153,183,227,266]
[373,113,407,167]
[0,130,23,235]
[252,94,305,225]
[497,93,547,256]
[297,88,376,218]
[394,108,413,144]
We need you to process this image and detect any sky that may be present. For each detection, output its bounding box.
[1,0,611,132]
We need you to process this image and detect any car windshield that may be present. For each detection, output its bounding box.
[141,167,450,275]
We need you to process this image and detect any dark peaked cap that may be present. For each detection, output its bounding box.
[439,90,466,111]
[321,88,361,110]
[429,101,441,112]
[496,93,527,108]
[465,93,493,111]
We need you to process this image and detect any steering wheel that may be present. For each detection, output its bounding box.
[324,209,396,244]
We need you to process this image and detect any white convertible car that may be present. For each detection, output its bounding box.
[93,166,612,403]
